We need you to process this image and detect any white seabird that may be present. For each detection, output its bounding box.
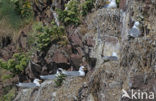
[104,0,117,8]
[16,79,42,88]
[103,52,118,62]
[40,69,62,80]
[58,66,88,77]
[128,21,141,38]
[109,52,118,60]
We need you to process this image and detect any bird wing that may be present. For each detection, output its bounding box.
[40,74,56,80]
[103,56,110,60]
[103,56,118,61]
[16,83,37,88]
[64,71,81,77]
[108,56,118,61]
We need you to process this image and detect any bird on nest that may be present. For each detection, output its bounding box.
[40,68,63,80]
[103,52,118,62]
[104,0,117,8]
[16,79,43,88]
[39,66,88,80]
[57,66,88,77]
[128,21,141,39]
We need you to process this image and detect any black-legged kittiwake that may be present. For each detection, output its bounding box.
[58,66,88,77]
[16,79,42,88]
[104,0,117,8]
[103,52,118,62]
[40,69,62,80]
[128,21,141,38]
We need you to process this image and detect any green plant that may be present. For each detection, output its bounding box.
[0,0,33,29]
[14,0,33,18]
[1,74,13,81]
[57,0,80,26]
[33,22,66,51]
[0,87,16,101]
[116,0,120,8]
[35,23,52,51]
[54,74,66,87]
[0,0,21,28]
[0,52,29,75]
[80,0,94,16]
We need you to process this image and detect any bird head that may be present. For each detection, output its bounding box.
[56,68,65,76]
[112,52,117,57]
[134,21,140,27]
[33,79,42,86]
[57,68,63,73]
[79,66,88,75]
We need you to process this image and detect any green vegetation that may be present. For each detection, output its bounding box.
[57,0,80,26]
[54,74,66,87]
[116,0,120,7]
[0,87,16,101]
[57,0,96,26]
[80,0,94,16]
[13,0,33,18]
[33,22,66,51]
[0,52,29,75]
[1,74,13,81]
[0,0,33,29]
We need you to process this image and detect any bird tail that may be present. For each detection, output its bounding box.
[40,76,45,79]
[16,83,21,87]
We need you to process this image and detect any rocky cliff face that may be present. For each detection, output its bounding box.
[0,0,156,101]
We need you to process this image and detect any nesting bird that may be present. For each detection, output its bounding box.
[40,69,63,80]
[40,66,87,80]
[16,79,42,88]
[104,0,117,8]
[16,66,88,88]
[128,21,141,38]
[58,66,88,77]
[103,52,118,62]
